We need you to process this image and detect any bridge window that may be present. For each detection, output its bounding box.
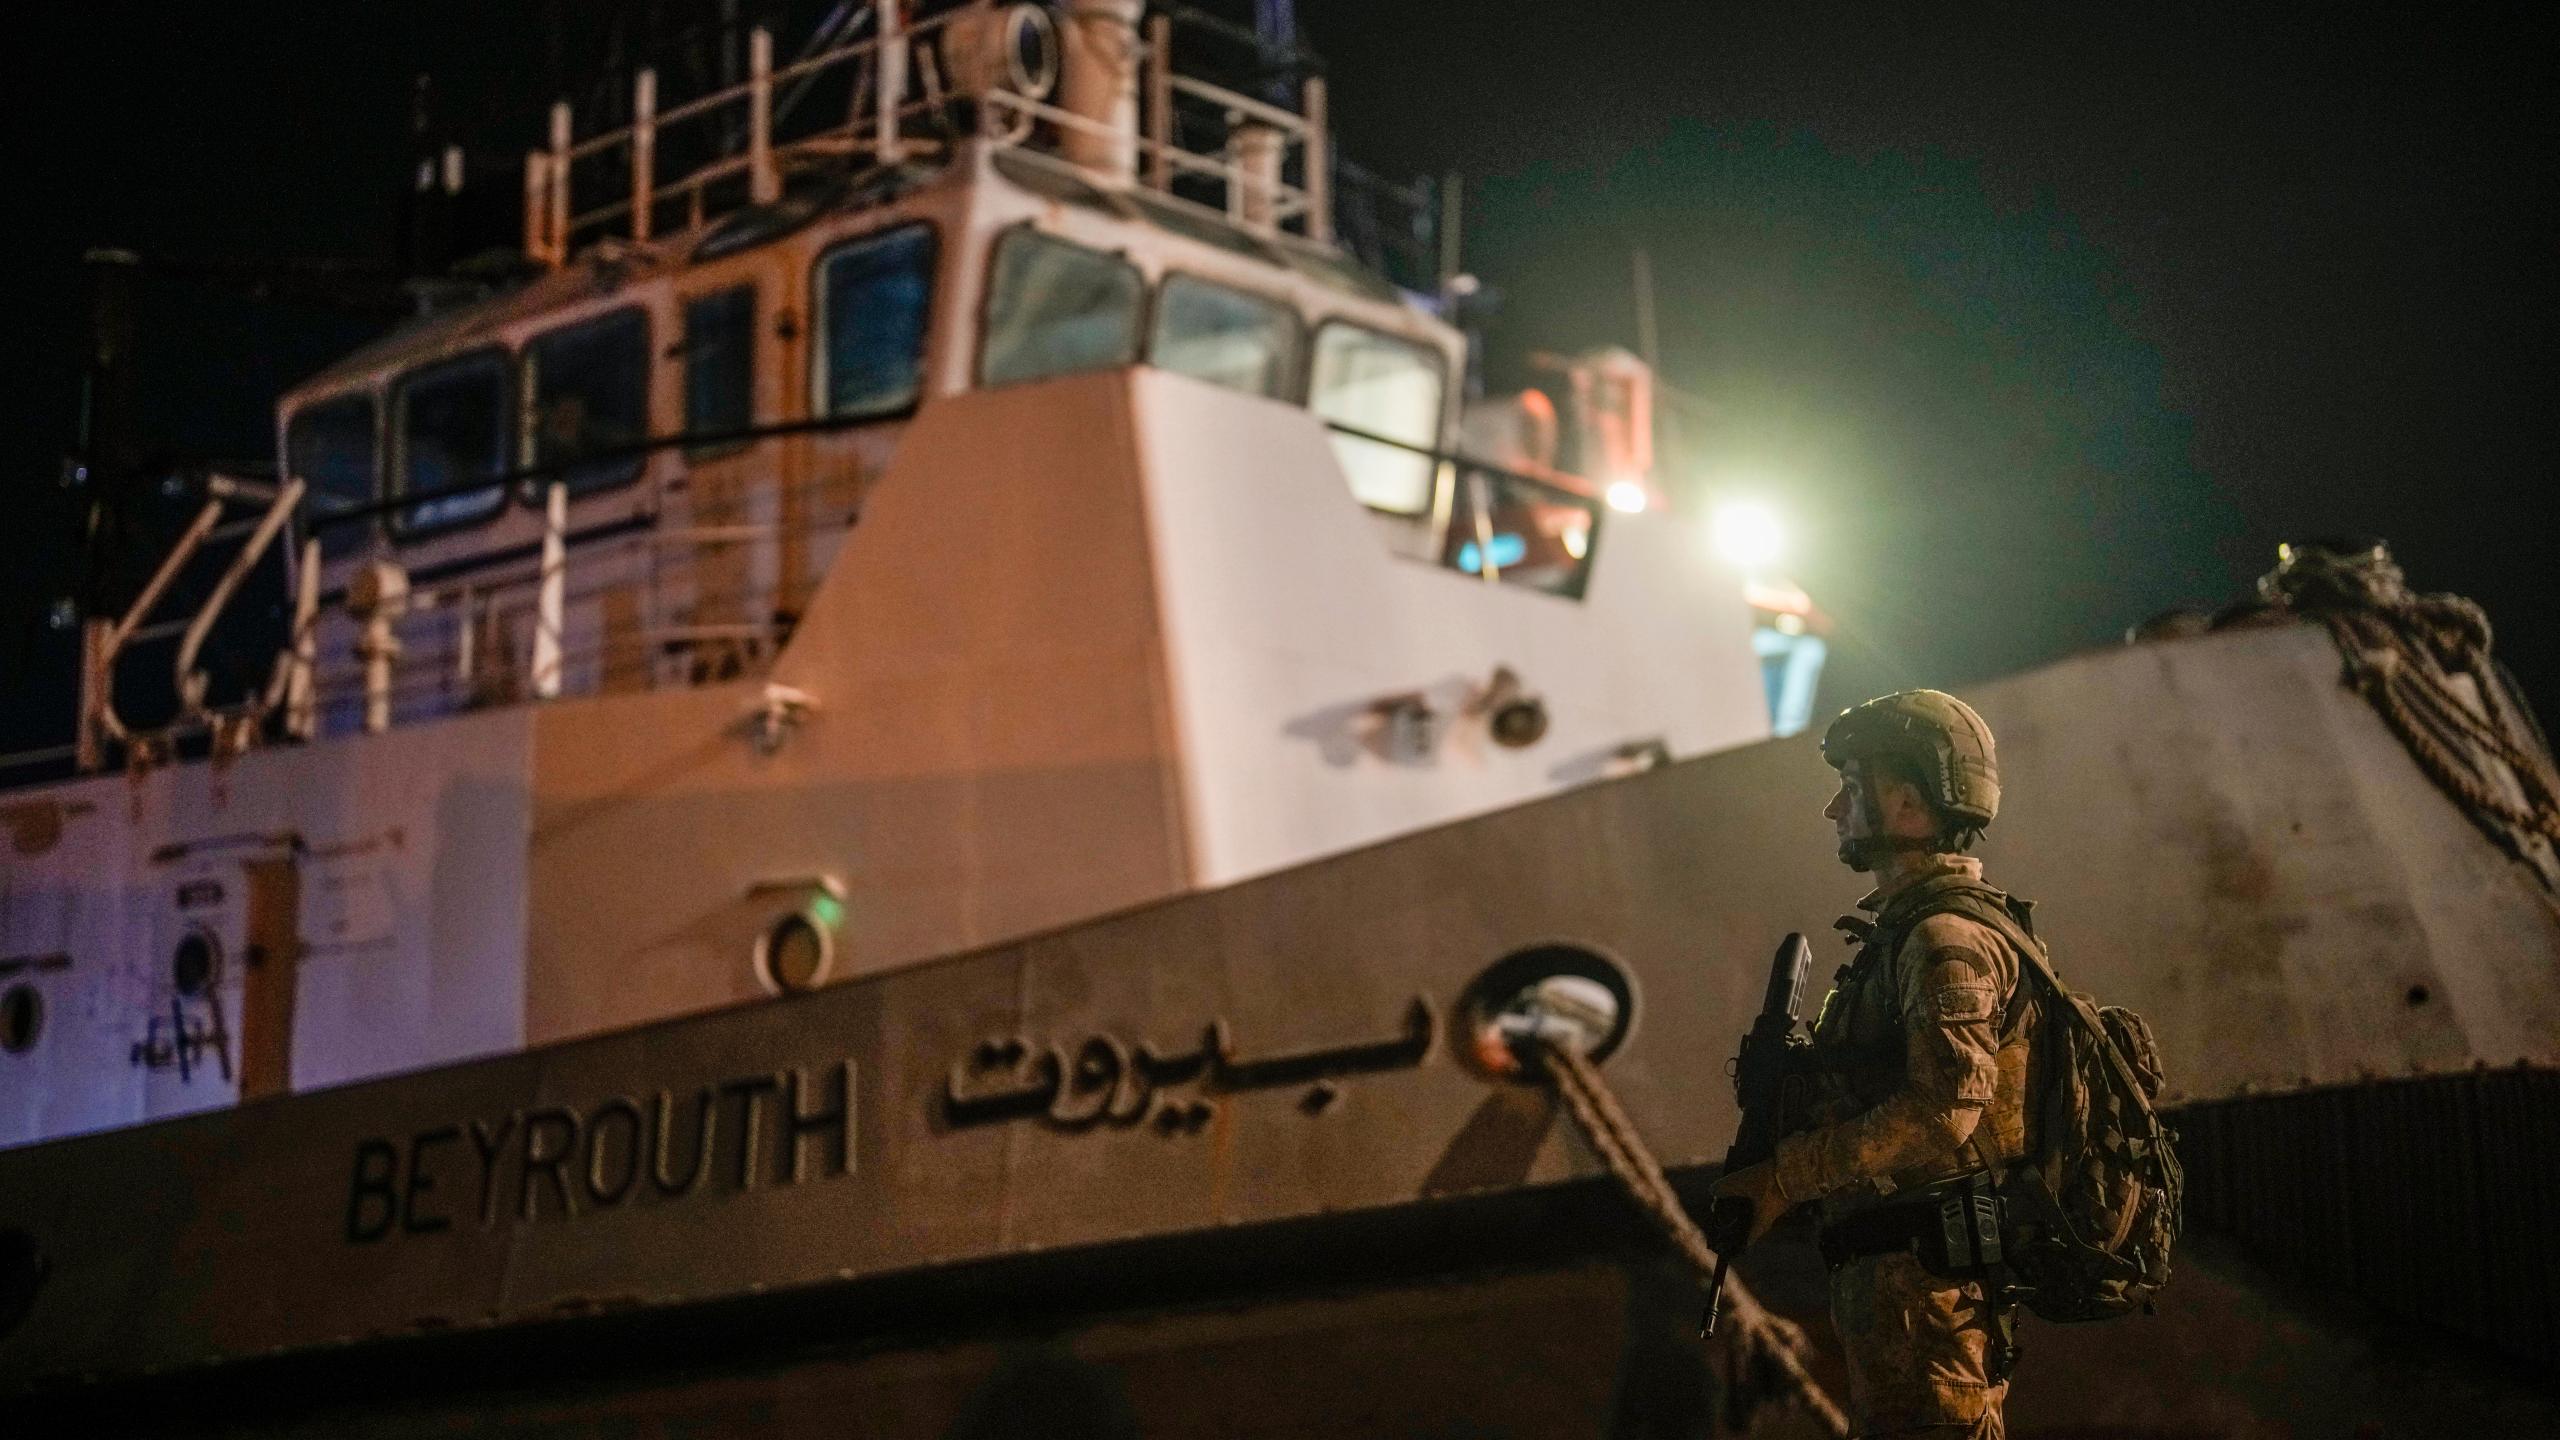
[817,224,937,418]
[683,285,756,453]
[1310,322,1445,515]
[392,349,511,536]
[286,394,377,559]
[526,307,650,496]
[1443,467,1602,600]
[1151,274,1296,398]
[980,227,1143,387]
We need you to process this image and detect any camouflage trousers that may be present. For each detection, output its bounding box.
[1831,1250,2009,1439]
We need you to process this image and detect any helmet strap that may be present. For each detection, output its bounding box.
[1837,833,1945,871]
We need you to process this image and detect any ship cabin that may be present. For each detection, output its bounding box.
[279,143,1496,733]
[269,4,1633,741]
[3,2,1784,1150]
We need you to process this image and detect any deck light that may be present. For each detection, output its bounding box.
[1712,500,1784,573]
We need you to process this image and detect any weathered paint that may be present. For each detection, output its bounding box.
[5,620,2555,1410]
[0,709,533,1147]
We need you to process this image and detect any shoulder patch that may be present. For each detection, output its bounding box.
[1933,980,1997,1023]
[1925,955,1997,1018]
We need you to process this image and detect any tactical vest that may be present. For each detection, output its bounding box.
[1809,877,2184,1324]
[1804,876,2041,1190]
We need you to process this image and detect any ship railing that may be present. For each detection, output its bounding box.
[295,511,830,732]
[529,2,1342,268]
[280,409,910,737]
[281,426,1608,735]
[35,411,1583,778]
[73,472,310,773]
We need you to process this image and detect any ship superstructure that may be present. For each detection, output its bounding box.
[3,2,1785,1148]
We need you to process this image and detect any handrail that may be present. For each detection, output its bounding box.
[105,498,223,655]
[1320,421,1607,600]
[536,8,976,262]
[527,3,1346,267]
[1168,73,1308,137]
[82,472,311,765]
[305,407,914,536]
[1320,421,1610,508]
[177,477,303,708]
[316,514,657,610]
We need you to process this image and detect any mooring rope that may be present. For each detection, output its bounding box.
[1533,1041,1851,1438]
[2261,544,2560,892]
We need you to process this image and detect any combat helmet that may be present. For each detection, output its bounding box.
[1821,690,2000,857]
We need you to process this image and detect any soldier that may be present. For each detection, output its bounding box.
[1711,689,2038,1440]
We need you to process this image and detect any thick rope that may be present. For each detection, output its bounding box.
[2260,545,2560,891]
[2327,613,2560,839]
[1535,1043,1852,1439]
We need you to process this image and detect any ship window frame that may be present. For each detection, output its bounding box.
[1148,269,1302,400]
[1305,318,1450,517]
[681,283,759,458]
[976,223,1149,390]
[519,304,654,501]
[284,390,382,559]
[810,220,942,423]
[389,345,517,541]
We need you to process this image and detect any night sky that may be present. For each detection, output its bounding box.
[7,2,2552,738]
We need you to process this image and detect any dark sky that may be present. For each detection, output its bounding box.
[8,2,2553,730]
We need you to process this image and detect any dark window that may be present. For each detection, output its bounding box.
[1151,274,1296,398]
[979,228,1144,387]
[393,350,511,535]
[286,394,377,558]
[817,225,937,418]
[526,307,650,496]
[684,286,756,452]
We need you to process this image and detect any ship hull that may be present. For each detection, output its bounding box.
[5,621,2556,1431]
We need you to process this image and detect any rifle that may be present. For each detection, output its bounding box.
[1701,932,1813,1337]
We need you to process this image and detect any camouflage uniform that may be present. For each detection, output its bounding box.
[1774,852,2036,1439]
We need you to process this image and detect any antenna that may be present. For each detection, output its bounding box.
[1631,246,1660,371]
[1255,0,1301,106]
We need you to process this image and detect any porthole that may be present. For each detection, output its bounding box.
[1457,942,1637,1081]
[0,985,40,1055]
[755,911,835,995]
[172,930,221,997]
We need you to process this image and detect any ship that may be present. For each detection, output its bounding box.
[2,4,2555,1435]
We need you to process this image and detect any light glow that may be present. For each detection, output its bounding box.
[1604,479,1649,514]
[1455,532,1528,575]
[1712,499,1785,572]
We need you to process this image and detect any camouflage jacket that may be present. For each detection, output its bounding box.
[1773,855,2037,1220]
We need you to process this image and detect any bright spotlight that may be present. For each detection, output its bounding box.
[1604,480,1649,514]
[1712,500,1784,572]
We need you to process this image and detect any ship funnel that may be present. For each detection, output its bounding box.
[1057,0,1143,180]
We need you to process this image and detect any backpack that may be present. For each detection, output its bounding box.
[1899,884,2183,1324]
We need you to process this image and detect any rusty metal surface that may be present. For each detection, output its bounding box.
[2173,1065,2560,1367]
[0,774,1758,1392]
[4,621,2560,1424]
